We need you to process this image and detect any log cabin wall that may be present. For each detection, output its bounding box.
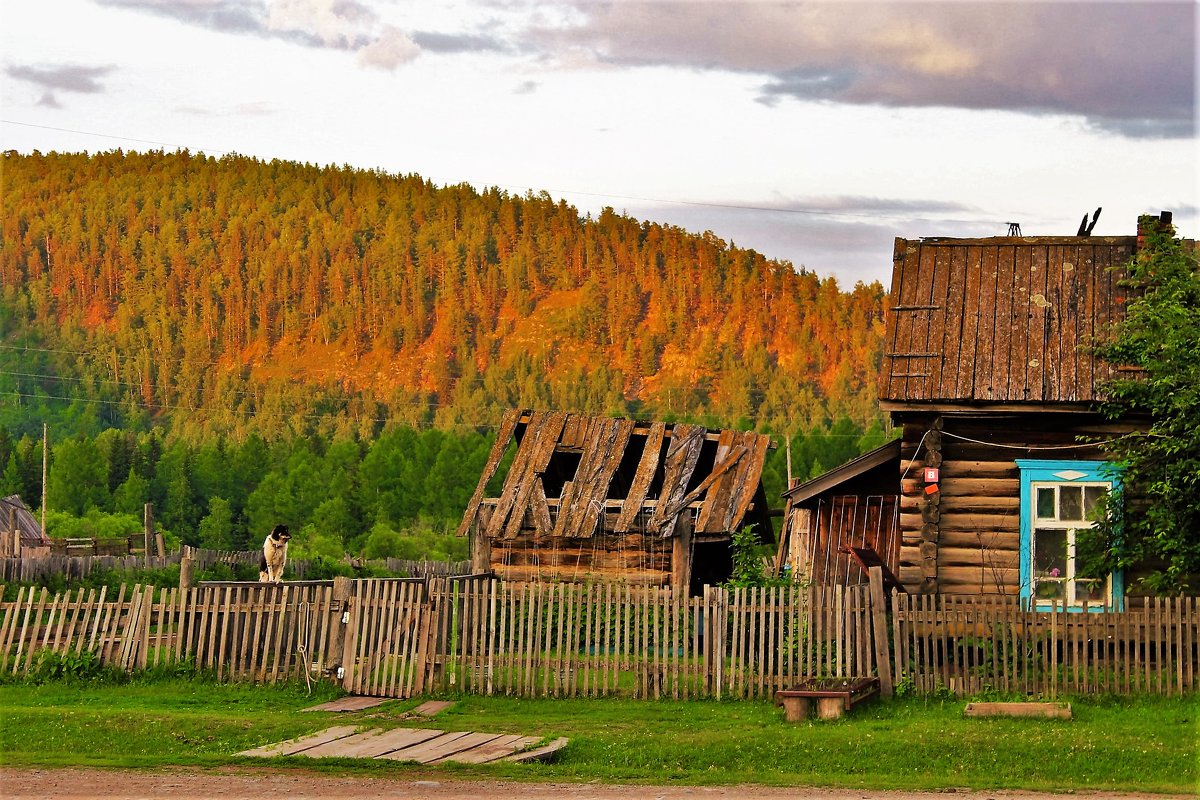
[895,412,1141,596]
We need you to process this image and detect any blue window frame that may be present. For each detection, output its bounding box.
[1015,459,1123,611]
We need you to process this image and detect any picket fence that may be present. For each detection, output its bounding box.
[0,579,1195,699]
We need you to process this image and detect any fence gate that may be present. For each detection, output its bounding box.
[340,578,432,697]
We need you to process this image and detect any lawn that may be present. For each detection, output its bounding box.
[0,678,1195,794]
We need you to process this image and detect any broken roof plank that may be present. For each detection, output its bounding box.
[456,408,524,537]
[503,411,567,540]
[553,415,606,538]
[648,423,706,537]
[614,421,665,533]
[575,417,635,538]
[489,410,554,539]
[724,432,772,533]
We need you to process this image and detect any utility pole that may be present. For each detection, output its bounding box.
[41,422,48,536]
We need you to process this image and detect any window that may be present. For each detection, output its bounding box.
[1016,460,1123,611]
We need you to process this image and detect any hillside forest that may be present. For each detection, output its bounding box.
[1,150,891,555]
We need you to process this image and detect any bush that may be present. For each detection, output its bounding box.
[28,649,124,684]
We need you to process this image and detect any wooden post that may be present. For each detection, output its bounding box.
[327,576,351,678]
[790,508,813,582]
[7,507,18,558]
[670,513,693,594]
[918,418,943,594]
[179,555,194,590]
[470,508,492,574]
[143,503,154,565]
[869,566,894,698]
[41,422,48,539]
[155,533,166,559]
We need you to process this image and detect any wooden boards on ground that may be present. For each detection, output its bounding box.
[239,726,566,764]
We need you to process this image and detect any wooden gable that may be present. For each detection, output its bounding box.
[880,235,1137,409]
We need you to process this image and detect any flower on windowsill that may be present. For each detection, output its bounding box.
[1049,568,1061,577]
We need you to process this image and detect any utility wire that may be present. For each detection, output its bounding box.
[1,119,230,156]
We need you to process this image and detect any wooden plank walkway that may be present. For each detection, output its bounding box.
[238,726,566,764]
[301,696,392,712]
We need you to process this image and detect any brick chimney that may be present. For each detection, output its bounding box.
[1136,211,1174,252]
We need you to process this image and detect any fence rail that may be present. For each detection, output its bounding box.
[0,550,469,583]
[0,580,1195,699]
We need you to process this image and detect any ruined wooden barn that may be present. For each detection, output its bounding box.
[457,410,774,592]
[780,213,1184,608]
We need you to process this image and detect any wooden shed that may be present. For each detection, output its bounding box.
[785,213,1183,608]
[777,440,901,589]
[457,409,774,592]
[1,495,51,557]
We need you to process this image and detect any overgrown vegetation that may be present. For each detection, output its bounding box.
[1085,221,1200,593]
[0,680,1192,792]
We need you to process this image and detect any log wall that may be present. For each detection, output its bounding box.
[895,412,1141,596]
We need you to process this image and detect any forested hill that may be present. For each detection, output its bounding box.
[1,150,886,440]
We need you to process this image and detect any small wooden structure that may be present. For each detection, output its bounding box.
[0,495,50,558]
[457,409,774,592]
[776,440,901,587]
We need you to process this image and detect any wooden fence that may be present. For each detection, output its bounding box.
[893,593,1198,697]
[0,580,1195,699]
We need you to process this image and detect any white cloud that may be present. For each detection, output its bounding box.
[357,24,421,70]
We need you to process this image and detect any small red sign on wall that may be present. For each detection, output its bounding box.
[924,467,940,483]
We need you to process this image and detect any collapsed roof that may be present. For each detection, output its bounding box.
[458,409,774,542]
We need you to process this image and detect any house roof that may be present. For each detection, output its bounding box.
[879,234,1137,409]
[782,439,901,505]
[458,409,774,541]
[1,495,50,547]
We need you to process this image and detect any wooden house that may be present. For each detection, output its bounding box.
[457,409,774,592]
[1,495,51,558]
[780,213,1181,609]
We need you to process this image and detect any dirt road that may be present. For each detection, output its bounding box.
[0,768,1178,800]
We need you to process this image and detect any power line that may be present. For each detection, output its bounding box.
[0,119,230,156]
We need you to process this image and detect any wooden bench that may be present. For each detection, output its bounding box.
[775,677,880,721]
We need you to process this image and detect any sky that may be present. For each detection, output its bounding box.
[1,0,1196,287]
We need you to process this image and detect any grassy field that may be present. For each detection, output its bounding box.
[0,677,1195,793]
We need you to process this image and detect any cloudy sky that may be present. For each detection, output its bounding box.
[2,1,1196,286]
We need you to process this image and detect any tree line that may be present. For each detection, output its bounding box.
[0,420,889,559]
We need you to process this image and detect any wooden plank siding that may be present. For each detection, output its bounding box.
[880,236,1137,407]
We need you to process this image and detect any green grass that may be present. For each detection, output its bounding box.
[0,678,1195,793]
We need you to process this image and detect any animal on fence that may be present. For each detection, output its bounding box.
[258,524,291,583]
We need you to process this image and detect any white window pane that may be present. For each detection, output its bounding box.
[1034,529,1067,578]
[1036,487,1055,519]
[1035,579,1065,601]
[1074,578,1107,604]
[1084,485,1107,518]
[1059,486,1083,520]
